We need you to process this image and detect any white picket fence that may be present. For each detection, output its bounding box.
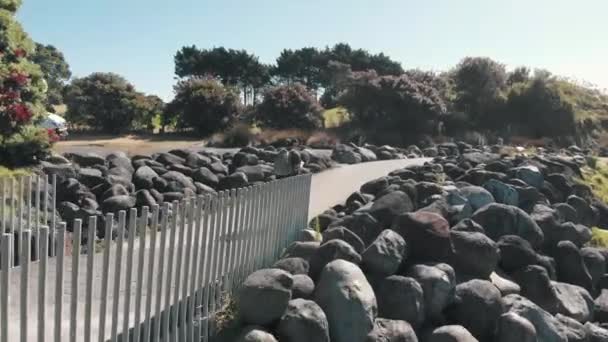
[0,173,312,342]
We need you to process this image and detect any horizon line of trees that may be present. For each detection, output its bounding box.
[30,40,608,147]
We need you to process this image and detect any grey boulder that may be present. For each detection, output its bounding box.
[277,299,330,342]
[315,260,377,342]
[239,268,293,325]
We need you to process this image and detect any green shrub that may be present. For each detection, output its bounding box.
[64,73,143,133]
[589,227,608,248]
[221,123,255,147]
[169,78,241,136]
[256,83,324,130]
[0,126,52,166]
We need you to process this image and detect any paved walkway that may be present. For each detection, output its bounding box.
[5,158,429,341]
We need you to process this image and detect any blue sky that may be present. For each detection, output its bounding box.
[18,0,608,101]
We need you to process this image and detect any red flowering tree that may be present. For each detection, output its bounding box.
[0,0,52,165]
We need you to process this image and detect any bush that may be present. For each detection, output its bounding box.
[505,78,576,137]
[338,70,446,145]
[169,78,241,136]
[256,83,324,130]
[64,73,144,133]
[0,126,52,166]
[221,123,255,147]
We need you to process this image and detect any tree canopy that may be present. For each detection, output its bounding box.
[31,43,71,107]
[64,72,152,133]
[0,0,53,164]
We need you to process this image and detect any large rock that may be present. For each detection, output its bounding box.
[361,177,390,196]
[155,152,185,166]
[490,271,521,296]
[585,322,608,342]
[277,299,330,342]
[445,279,504,340]
[135,189,157,209]
[185,152,211,168]
[273,257,309,275]
[368,191,414,226]
[357,147,378,162]
[315,260,377,342]
[471,203,544,248]
[362,229,407,276]
[239,269,293,326]
[282,241,320,261]
[456,186,495,211]
[330,213,384,247]
[512,165,544,189]
[322,226,365,254]
[69,152,106,167]
[495,312,537,342]
[291,274,314,300]
[133,166,159,190]
[309,239,361,280]
[161,171,195,192]
[78,167,104,188]
[332,144,362,164]
[219,172,249,190]
[594,289,608,323]
[41,162,77,180]
[101,183,129,202]
[237,165,270,183]
[108,155,134,173]
[483,179,519,206]
[392,211,452,263]
[581,247,606,288]
[568,195,598,227]
[512,265,559,314]
[101,195,135,213]
[554,240,594,292]
[426,325,478,342]
[235,326,278,342]
[555,314,587,342]
[376,275,425,328]
[191,167,219,188]
[497,235,538,272]
[502,294,567,342]
[532,204,592,248]
[366,319,418,342]
[407,264,455,321]
[450,230,499,279]
[553,281,593,323]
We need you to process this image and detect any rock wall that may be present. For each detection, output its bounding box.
[230,146,608,341]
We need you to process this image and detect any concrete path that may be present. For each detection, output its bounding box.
[4,158,429,341]
[308,158,430,219]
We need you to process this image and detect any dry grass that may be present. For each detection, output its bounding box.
[589,227,608,248]
[323,107,351,128]
[581,159,608,247]
[209,126,340,148]
[509,136,553,147]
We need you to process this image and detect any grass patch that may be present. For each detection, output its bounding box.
[581,159,608,203]
[589,227,608,248]
[323,107,351,128]
[212,295,242,342]
[0,166,31,178]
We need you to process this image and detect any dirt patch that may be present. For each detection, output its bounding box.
[54,134,208,156]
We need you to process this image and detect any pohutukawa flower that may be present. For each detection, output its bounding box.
[13,48,26,58]
[8,103,32,123]
[10,72,29,86]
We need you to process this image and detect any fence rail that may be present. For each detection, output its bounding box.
[0,173,312,342]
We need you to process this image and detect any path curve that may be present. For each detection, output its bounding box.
[6,158,429,341]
